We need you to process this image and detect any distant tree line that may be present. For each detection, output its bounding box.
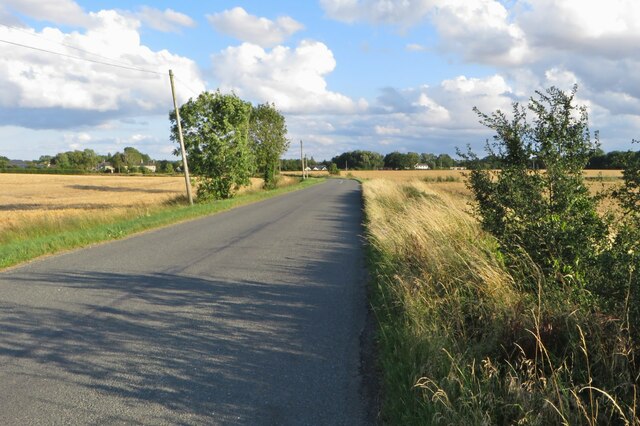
[323,150,458,170]
[1,147,180,174]
[293,149,640,171]
[587,149,640,169]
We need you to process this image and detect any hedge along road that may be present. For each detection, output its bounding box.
[0,179,373,425]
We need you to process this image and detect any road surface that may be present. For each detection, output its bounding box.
[0,179,372,425]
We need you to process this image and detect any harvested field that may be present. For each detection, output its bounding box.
[342,169,622,181]
[0,173,267,234]
[344,169,466,181]
[350,169,624,215]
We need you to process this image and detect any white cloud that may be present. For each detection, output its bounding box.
[1,0,89,27]
[208,7,304,48]
[0,10,205,128]
[432,0,530,66]
[519,0,640,59]
[64,131,91,143]
[406,43,426,52]
[283,74,518,161]
[375,125,401,135]
[320,0,436,26]
[137,7,196,33]
[212,40,365,114]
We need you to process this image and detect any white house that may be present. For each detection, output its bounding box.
[97,161,115,173]
[414,163,431,170]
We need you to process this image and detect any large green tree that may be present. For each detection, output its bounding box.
[249,103,289,189]
[170,91,253,200]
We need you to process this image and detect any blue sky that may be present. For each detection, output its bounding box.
[1,0,639,161]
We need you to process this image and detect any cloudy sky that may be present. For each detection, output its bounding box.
[1,0,639,161]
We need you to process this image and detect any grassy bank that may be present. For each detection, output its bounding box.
[363,179,638,425]
[0,177,323,270]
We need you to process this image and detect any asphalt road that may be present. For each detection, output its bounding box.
[0,179,372,425]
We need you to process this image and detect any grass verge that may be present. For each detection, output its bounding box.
[363,179,638,425]
[0,177,324,270]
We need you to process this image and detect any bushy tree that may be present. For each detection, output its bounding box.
[122,147,151,168]
[51,149,100,170]
[280,159,302,171]
[331,150,384,170]
[599,142,640,339]
[383,151,420,169]
[465,85,607,287]
[383,152,406,169]
[436,153,455,168]
[420,153,437,168]
[249,103,289,189]
[170,91,253,200]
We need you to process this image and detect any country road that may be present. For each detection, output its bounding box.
[0,179,373,425]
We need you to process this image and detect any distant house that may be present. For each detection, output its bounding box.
[142,163,156,173]
[449,166,466,170]
[305,165,328,171]
[414,163,431,170]
[97,161,115,173]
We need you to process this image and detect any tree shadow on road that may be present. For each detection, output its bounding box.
[0,270,335,423]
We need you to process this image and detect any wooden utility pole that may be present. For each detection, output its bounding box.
[300,140,305,180]
[169,69,193,206]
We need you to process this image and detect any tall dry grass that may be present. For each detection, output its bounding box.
[364,179,639,425]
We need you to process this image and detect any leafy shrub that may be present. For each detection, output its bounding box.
[463,86,607,291]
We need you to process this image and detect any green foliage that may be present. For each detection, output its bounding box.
[170,91,253,200]
[161,162,174,174]
[331,150,384,170]
[249,103,289,190]
[383,151,421,169]
[51,149,101,170]
[587,149,640,169]
[436,153,455,168]
[601,142,640,340]
[106,147,152,172]
[465,86,606,287]
[328,162,340,175]
[280,158,303,171]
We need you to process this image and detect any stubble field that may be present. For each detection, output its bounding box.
[0,174,267,235]
[344,169,624,209]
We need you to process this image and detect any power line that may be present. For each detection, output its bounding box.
[0,38,164,75]
[0,22,144,70]
[0,24,205,95]
[175,76,202,98]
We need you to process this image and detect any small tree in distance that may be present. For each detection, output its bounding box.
[249,103,290,189]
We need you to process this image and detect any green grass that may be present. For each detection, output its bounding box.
[0,178,324,270]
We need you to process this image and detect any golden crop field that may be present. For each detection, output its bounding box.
[343,168,622,181]
[0,173,266,234]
